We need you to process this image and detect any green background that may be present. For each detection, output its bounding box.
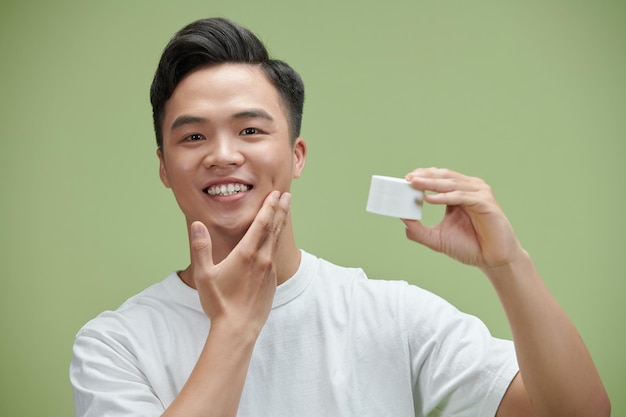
[1,0,624,415]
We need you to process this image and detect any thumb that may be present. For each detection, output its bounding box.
[189,221,214,271]
[401,219,441,252]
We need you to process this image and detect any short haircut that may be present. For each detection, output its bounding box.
[150,17,305,150]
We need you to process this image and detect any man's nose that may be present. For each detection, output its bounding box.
[203,135,244,168]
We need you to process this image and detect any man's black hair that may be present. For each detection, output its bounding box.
[150,17,305,150]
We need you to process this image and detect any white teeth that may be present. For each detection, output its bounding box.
[206,183,250,196]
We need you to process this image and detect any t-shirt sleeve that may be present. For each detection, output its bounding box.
[401,283,519,417]
[70,327,165,417]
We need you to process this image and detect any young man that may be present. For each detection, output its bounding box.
[70,18,610,417]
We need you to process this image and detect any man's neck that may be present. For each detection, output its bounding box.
[178,219,301,289]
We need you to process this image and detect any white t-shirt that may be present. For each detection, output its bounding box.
[70,250,518,417]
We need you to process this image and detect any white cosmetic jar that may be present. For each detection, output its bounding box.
[366,175,424,220]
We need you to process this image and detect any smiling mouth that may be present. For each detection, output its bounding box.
[204,183,252,196]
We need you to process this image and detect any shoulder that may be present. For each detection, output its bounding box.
[304,251,416,320]
[305,251,487,329]
[307,251,423,299]
[305,251,404,295]
[74,272,203,344]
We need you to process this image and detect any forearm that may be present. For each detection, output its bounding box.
[484,251,610,417]
[162,322,257,417]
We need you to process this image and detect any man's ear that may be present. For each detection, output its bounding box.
[157,148,171,188]
[292,137,307,179]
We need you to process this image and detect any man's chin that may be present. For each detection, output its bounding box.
[209,220,254,242]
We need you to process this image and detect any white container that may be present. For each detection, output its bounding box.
[366,175,424,220]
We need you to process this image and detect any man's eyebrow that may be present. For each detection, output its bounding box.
[170,115,207,131]
[232,109,274,122]
[169,110,274,131]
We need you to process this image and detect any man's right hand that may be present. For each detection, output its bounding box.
[161,191,292,417]
[188,190,292,339]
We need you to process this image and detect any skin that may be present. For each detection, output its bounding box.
[158,63,306,282]
[156,63,610,417]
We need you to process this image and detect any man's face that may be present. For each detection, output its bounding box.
[158,63,306,239]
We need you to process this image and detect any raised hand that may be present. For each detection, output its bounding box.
[401,168,524,271]
[188,191,292,337]
[401,168,611,416]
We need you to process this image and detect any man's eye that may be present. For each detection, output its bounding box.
[185,133,204,141]
[240,127,259,135]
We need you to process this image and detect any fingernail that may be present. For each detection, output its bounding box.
[191,222,205,238]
